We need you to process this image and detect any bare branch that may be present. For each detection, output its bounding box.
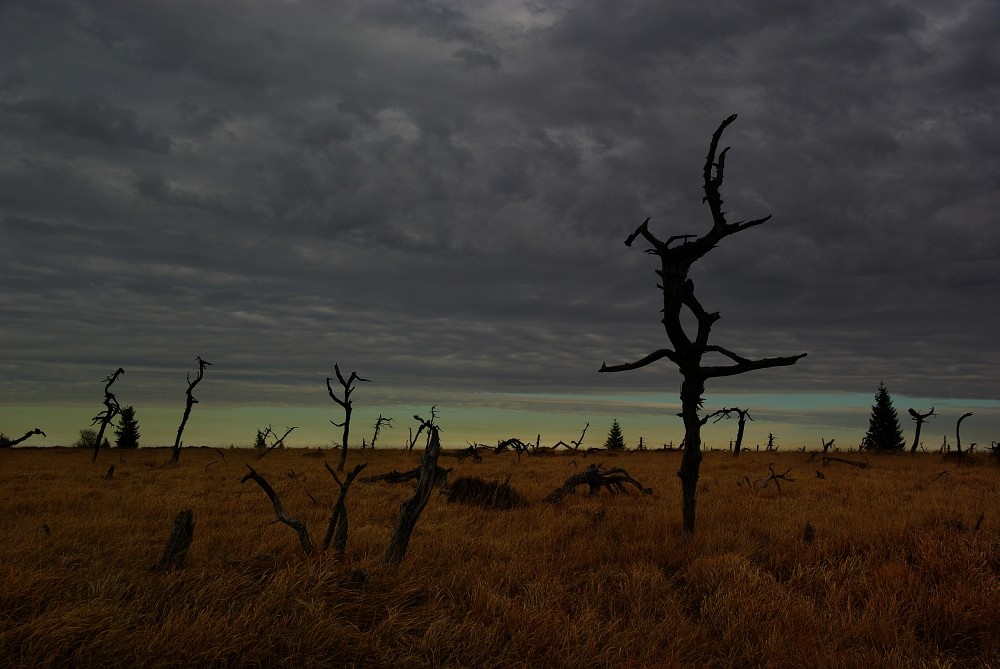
[702,352,807,379]
[599,348,677,373]
[241,465,314,554]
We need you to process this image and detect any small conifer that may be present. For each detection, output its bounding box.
[862,382,906,451]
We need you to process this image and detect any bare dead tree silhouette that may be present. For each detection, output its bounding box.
[369,414,393,450]
[241,464,314,554]
[908,407,935,454]
[257,425,297,459]
[599,115,807,534]
[91,368,124,463]
[0,428,45,448]
[326,364,371,472]
[709,407,753,457]
[170,357,211,463]
[385,413,441,565]
[956,412,974,458]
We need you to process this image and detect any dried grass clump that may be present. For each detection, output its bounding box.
[446,476,528,510]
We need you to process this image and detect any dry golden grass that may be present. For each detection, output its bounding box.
[2,446,999,668]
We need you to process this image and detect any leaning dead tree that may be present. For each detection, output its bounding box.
[955,412,974,458]
[908,407,935,454]
[385,414,441,565]
[256,425,297,459]
[599,115,807,533]
[709,407,753,457]
[91,368,125,463]
[170,356,211,463]
[368,415,393,450]
[241,464,315,554]
[0,428,45,448]
[326,364,370,471]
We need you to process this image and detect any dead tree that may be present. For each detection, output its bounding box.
[544,463,652,503]
[0,428,45,448]
[241,465,314,554]
[552,422,590,451]
[326,364,371,471]
[955,412,974,459]
[385,415,441,565]
[599,115,806,533]
[759,464,795,492]
[709,408,753,457]
[822,437,835,454]
[369,415,393,450]
[443,443,483,462]
[170,357,211,463]
[153,509,194,572]
[91,368,125,463]
[257,425,297,459]
[322,462,367,558]
[908,407,935,454]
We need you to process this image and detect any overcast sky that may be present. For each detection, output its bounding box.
[2,1,998,449]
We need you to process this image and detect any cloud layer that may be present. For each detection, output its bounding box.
[2,1,998,446]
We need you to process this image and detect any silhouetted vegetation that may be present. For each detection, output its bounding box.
[0,428,45,448]
[170,357,211,463]
[600,114,806,533]
[326,363,370,471]
[114,405,140,449]
[603,419,626,451]
[862,382,906,451]
[91,368,124,462]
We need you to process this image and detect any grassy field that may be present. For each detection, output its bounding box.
[1,446,999,668]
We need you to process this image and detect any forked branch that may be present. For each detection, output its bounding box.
[241,465,314,554]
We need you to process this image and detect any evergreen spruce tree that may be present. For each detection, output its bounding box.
[604,419,626,450]
[114,405,140,449]
[862,382,905,451]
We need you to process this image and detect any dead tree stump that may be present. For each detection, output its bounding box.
[385,418,441,565]
[153,509,194,571]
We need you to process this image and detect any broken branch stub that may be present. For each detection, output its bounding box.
[153,509,194,572]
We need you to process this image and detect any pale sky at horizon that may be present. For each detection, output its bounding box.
[2,1,998,452]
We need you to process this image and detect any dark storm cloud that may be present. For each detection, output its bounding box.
[1,0,998,446]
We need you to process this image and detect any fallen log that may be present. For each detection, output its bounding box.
[822,456,871,469]
[544,464,652,503]
[361,465,450,487]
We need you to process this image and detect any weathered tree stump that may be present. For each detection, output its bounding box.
[385,418,441,565]
[153,509,194,571]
